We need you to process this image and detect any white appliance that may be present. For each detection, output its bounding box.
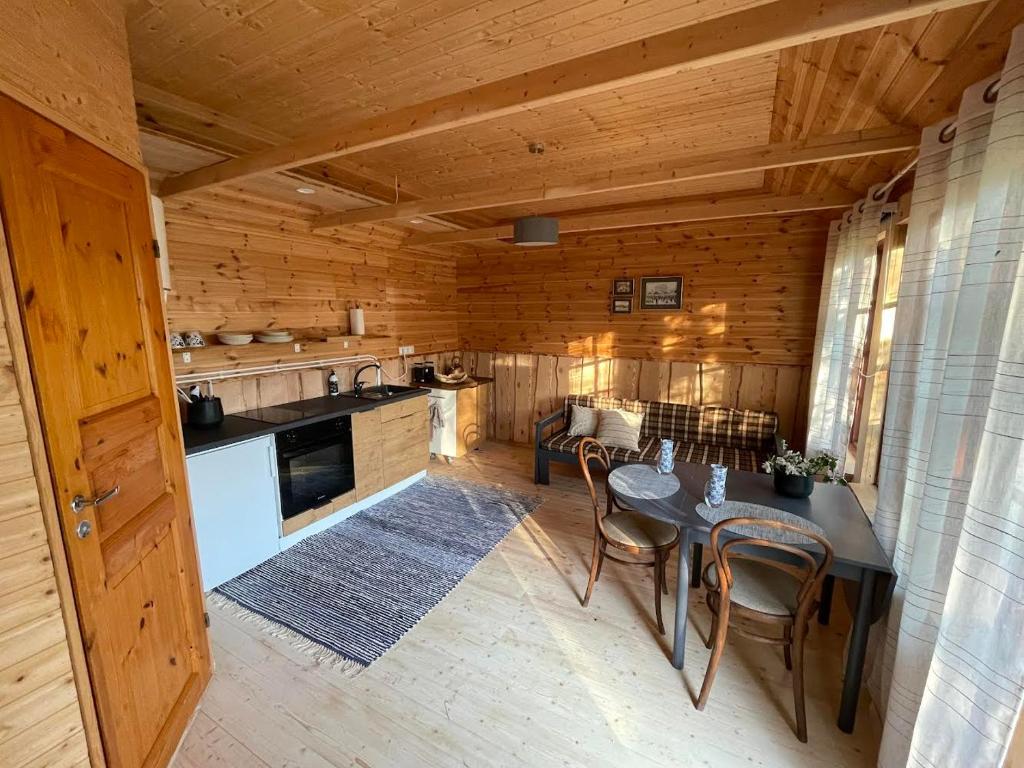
[428,389,457,458]
[186,434,281,590]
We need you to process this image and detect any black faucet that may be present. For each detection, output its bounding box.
[353,363,382,395]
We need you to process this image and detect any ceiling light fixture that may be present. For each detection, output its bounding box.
[295,186,316,195]
[513,216,558,246]
[409,218,424,224]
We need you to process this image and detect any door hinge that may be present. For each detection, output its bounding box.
[153,239,161,259]
[203,611,210,628]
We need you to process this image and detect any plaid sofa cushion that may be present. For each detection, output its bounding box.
[676,442,763,473]
[696,406,778,451]
[641,399,700,443]
[549,393,778,469]
[563,394,699,442]
[542,430,768,473]
[543,429,662,465]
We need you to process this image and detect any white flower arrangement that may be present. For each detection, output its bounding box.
[762,440,847,485]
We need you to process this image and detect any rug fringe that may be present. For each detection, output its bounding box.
[206,592,366,678]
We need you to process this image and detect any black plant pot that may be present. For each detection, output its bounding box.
[774,470,814,498]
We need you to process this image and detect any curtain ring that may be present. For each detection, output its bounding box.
[939,122,956,144]
[845,212,854,224]
[983,78,1001,104]
[857,201,866,213]
[872,187,886,202]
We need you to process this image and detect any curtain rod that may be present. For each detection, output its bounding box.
[867,75,1002,204]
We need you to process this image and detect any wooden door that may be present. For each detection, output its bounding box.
[0,95,210,768]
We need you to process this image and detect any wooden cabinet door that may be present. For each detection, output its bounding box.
[380,398,428,487]
[352,409,384,500]
[0,95,210,768]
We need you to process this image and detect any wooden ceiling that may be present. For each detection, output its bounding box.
[128,0,1023,250]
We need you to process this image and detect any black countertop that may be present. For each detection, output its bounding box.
[181,389,427,456]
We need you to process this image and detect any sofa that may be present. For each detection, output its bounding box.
[534,393,780,484]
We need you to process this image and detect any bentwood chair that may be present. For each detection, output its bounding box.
[697,517,834,742]
[578,437,680,633]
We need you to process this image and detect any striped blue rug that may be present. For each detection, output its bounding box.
[212,475,539,674]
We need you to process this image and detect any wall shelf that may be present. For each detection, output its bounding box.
[173,335,393,377]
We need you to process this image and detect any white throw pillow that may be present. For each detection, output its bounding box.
[567,404,599,437]
[596,408,644,451]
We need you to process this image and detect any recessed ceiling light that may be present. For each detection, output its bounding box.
[295,187,316,195]
[409,218,424,224]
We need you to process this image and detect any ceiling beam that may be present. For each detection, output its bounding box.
[158,0,980,198]
[404,191,859,245]
[311,126,917,230]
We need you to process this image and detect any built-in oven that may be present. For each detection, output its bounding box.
[276,416,355,521]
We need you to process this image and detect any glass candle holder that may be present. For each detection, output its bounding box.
[704,464,727,508]
[657,439,675,474]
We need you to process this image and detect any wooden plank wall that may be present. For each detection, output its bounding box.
[0,0,140,165]
[163,195,458,362]
[208,350,465,416]
[456,217,828,448]
[462,351,810,449]
[457,217,828,366]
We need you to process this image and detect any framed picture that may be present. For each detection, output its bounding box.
[640,276,683,310]
[612,277,634,296]
[611,297,632,314]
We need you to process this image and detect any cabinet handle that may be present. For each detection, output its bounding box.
[268,442,278,478]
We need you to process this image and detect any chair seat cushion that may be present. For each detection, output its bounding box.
[704,558,799,616]
[602,511,678,549]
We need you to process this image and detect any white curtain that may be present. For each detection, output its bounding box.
[867,24,1024,768]
[806,186,887,473]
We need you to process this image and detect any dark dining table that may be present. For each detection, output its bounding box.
[608,461,895,734]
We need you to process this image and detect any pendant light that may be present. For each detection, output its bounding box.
[513,216,559,246]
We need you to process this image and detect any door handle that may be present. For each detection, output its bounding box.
[71,485,120,514]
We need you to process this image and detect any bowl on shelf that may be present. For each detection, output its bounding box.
[217,332,254,346]
[255,330,294,344]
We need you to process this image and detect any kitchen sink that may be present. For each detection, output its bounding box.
[342,384,420,400]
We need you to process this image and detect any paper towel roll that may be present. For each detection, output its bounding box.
[349,307,365,336]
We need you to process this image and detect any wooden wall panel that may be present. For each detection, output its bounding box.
[457,221,829,367]
[163,198,458,360]
[456,218,825,448]
[0,0,140,165]
[462,351,809,450]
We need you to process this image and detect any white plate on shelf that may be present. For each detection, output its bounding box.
[217,333,254,346]
[255,332,294,343]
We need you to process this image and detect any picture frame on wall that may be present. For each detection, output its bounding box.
[611,297,632,314]
[612,277,634,296]
[640,276,683,310]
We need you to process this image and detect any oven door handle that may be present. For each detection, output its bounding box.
[277,436,352,461]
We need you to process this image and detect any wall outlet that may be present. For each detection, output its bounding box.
[343,340,349,349]
[293,343,302,353]
[181,351,191,364]
[398,345,415,356]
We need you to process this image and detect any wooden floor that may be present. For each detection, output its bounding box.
[173,442,881,768]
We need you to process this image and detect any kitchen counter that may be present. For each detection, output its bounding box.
[181,389,427,456]
[412,376,494,391]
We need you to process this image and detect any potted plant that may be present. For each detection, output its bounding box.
[762,441,846,498]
